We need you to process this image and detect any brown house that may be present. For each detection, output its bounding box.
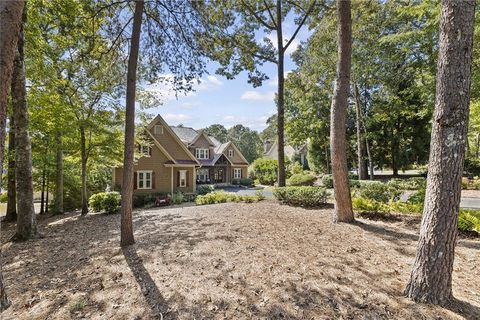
[113,115,249,194]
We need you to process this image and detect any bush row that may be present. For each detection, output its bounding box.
[287,173,316,186]
[195,190,265,205]
[232,178,254,187]
[273,186,328,207]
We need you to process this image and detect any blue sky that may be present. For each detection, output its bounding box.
[146,22,311,133]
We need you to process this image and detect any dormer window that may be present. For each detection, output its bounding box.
[195,148,209,159]
[228,149,234,157]
[154,125,163,135]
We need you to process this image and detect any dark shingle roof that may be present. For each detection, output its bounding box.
[170,126,198,143]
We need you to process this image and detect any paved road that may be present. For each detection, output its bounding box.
[224,187,480,209]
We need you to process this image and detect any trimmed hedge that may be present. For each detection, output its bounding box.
[352,181,401,203]
[88,192,121,214]
[250,158,278,185]
[233,178,254,187]
[195,191,264,205]
[287,173,316,186]
[273,186,328,207]
[197,185,215,195]
[321,174,333,188]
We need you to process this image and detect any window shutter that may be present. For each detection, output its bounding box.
[133,172,137,190]
[186,171,189,187]
[152,171,156,189]
[149,147,152,156]
[177,171,180,187]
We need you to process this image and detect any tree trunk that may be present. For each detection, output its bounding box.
[54,131,64,214]
[80,125,88,215]
[45,171,49,214]
[5,112,16,222]
[353,82,367,180]
[40,165,46,215]
[405,0,475,305]
[11,6,37,241]
[330,0,354,223]
[365,136,374,180]
[120,0,144,247]
[276,0,286,187]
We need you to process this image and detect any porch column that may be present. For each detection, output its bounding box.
[170,167,173,194]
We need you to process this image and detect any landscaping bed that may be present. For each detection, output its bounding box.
[1,202,479,319]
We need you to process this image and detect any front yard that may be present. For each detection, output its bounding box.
[1,201,479,319]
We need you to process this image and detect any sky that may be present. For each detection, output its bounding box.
[145,21,311,133]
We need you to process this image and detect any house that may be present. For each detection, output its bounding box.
[112,115,249,194]
[263,140,308,168]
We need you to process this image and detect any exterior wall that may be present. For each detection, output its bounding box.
[225,145,246,164]
[173,167,195,193]
[148,120,193,161]
[113,145,172,194]
[230,166,248,181]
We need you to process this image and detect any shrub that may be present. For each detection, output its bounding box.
[458,209,480,234]
[250,158,278,185]
[321,174,333,188]
[239,178,254,186]
[255,190,266,201]
[387,177,426,190]
[132,192,170,208]
[196,190,264,205]
[287,173,316,186]
[0,193,7,203]
[353,181,400,203]
[273,186,328,207]
[289,162,304,175]
[352,197,390,213]
[88,192,121,214]
[171,192,184,205]
[197,185,215,195]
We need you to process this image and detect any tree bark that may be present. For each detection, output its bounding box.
[330,0,354,223]
[40,165,46,215]
[5,112,16,222]
[11,5,37,241]
[353,82,367,180]
[120,0,144,247]
[45,171,49,214]
[80,125,88,215]
[405,0,475,305]
[276,0,286,187]
[54,131,64,214]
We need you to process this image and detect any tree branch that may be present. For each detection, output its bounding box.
[240,0,276,30]
[284,0,317,52]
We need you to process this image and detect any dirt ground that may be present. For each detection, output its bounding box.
[1,201,479,320]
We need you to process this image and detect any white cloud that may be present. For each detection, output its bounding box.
[266,34,300,55]
[240,91,275,101]
[163,113,192,122]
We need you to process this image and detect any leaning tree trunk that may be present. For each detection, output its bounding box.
[5,112,16,222]
[276,0,286,187]
[353,82,367,180]
[405,0,475,305]
[0,1,24,310]
[11,6,37,241]
[120,0,144,247]
[330,0,354,223]
[80,125,88,215]
[54,131,64,214]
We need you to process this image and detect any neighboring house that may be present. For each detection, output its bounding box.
[263,140,308,168]
[113,115,249,194]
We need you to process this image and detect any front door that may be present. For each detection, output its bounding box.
[215,168,224,183]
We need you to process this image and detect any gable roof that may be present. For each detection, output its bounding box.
[147,115,200,165]
[189,130,215,147]
[212,141,249,165]
[209,136,222,147]
[170,126,198,144]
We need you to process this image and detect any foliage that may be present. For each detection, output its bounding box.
[255,190,266,201]
[227,125,262,163]
[171,192,185,205]
[233,178,254,187]
[352,181,401,203]
[132,192,169,208]
[386,177,427,190]
[461,177,480,190]
[0,193,7,203]
[195,191,263,205]
[273,187,328,207]
[203,124,228,143]
[250,158,278,185]
[321,174,333,188]
[458,210,480,234]
[287,173,316,186]
[288,162,304,176]
[88,192,121,214]
[197,185,215,195]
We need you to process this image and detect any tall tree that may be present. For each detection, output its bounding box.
[5,111,17,222]
[11,5,38,241]
[120,0,144,247]
[227,124,262,163]
[330,0,354,223]
[204,124,228,143]
[198,0,319,186]
[0,0,25,311]
[405,0,475,304]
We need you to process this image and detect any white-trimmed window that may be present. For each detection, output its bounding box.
[179,170,187,187]
[154,125,164,135]
[234,168,242,179]
[140,145,150,156]
[195,148,209,159]
[228,149,234,157]
[196,169,208,182]
[137,171,152,189]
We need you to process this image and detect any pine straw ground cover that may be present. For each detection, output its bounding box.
[1,201,479,320]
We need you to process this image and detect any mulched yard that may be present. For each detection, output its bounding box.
[1,201,479,319]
